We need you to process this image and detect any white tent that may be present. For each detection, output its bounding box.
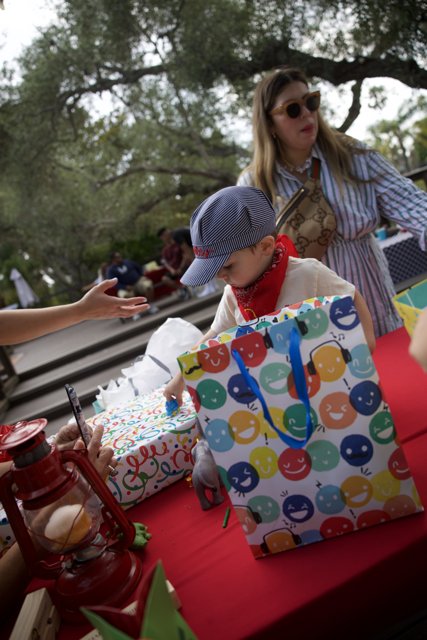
[10,268,40,308]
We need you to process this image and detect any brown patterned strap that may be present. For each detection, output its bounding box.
[311,157,321,180]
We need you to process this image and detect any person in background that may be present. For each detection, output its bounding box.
[81,262,117,295]
[237,66,427,339]
[0,279,148,344]
[172,227,194,271]
[157,227,191,300]
[107,252,159,314]
[164,185,375,405]
[172,227,195,300]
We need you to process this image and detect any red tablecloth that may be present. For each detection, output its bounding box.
[373,327,427,442]
[7,328,427,640]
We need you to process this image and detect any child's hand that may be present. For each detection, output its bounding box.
[164,373,185,407]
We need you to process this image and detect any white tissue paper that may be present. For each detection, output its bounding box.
[96,318,203,411]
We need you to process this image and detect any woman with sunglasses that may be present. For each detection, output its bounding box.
[238,66,427,338]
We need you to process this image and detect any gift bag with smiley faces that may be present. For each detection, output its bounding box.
[178,295,423,558]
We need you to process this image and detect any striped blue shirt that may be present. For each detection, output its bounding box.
[238,143,427,337]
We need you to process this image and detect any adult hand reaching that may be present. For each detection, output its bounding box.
[0,279,149,345]
[76,278,149,320]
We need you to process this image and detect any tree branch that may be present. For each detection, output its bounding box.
[230,43,427,89]
[337,79,363,133]
[96,164,234,188]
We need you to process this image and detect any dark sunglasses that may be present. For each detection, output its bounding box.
[270,91,321,118]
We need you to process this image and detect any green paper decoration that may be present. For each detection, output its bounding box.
[81,561,197,640]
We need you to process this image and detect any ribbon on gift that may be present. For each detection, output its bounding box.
[232,326,313,449]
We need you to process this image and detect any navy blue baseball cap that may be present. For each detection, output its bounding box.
[180,186,276,287]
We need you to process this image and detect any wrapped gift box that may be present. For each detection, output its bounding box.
[393,278,427,336]
[88,387,199,509]
[0,389,198,550]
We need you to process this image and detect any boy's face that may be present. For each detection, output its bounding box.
[216,241,273,288]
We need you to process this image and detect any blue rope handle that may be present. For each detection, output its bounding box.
[288,326,314,445]
[231,326,313,449]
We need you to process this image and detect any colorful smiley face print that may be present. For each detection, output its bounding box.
[299,529,324,545]
[217,465,231,491]
[179,351,204,381]
[282,494,314,523]
[310,344,348,382]
[306,439,340,472]
[234,505,261,534]
[248,495,281,523]
[197,343,230,373]
[249,446,278,479]
[356,510,391,528]
[204,419,234,452]
[388,447,412,480]
[315,485,346,515]
[369,411,396,445]
[229,410,260,444]
[227,372,259,405]
[284,404,318,440]
[348,344,375,379]
[235,325,255,338]
[412,484,422,508]
[257,406,286,441]
[384,495,417,519]
[227,373,259,404]
[261,529,296,555]
[261,529,297,554]
[319,392,357,429]
[330,297,360,331]
[231,333,267,368]
[278,448,311,481]
[186,385,201,412]
[341,475,373,508]
[268,321,294,354]
[196,379,227,410]
[320,516,354,539]
[288,364,321,400]
[340,434,374,466]
[298,308,329,339]
[255,320,273,330]
[227,461,259,495]
[350,381,382,416]
[371,470,400,501]
[260,362,291,395]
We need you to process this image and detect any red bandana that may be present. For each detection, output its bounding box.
[231,234,298,321]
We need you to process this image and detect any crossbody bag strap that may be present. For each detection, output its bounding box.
[310,156,321,180]
[275,158,321,231]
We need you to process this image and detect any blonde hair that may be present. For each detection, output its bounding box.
[241,67,367,205]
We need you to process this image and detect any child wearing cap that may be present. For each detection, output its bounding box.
[164,186,375,405]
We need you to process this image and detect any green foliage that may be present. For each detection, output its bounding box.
[367,96,427,173]
[0,0,426,304]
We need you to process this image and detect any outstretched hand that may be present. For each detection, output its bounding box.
[76,279,149,319]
